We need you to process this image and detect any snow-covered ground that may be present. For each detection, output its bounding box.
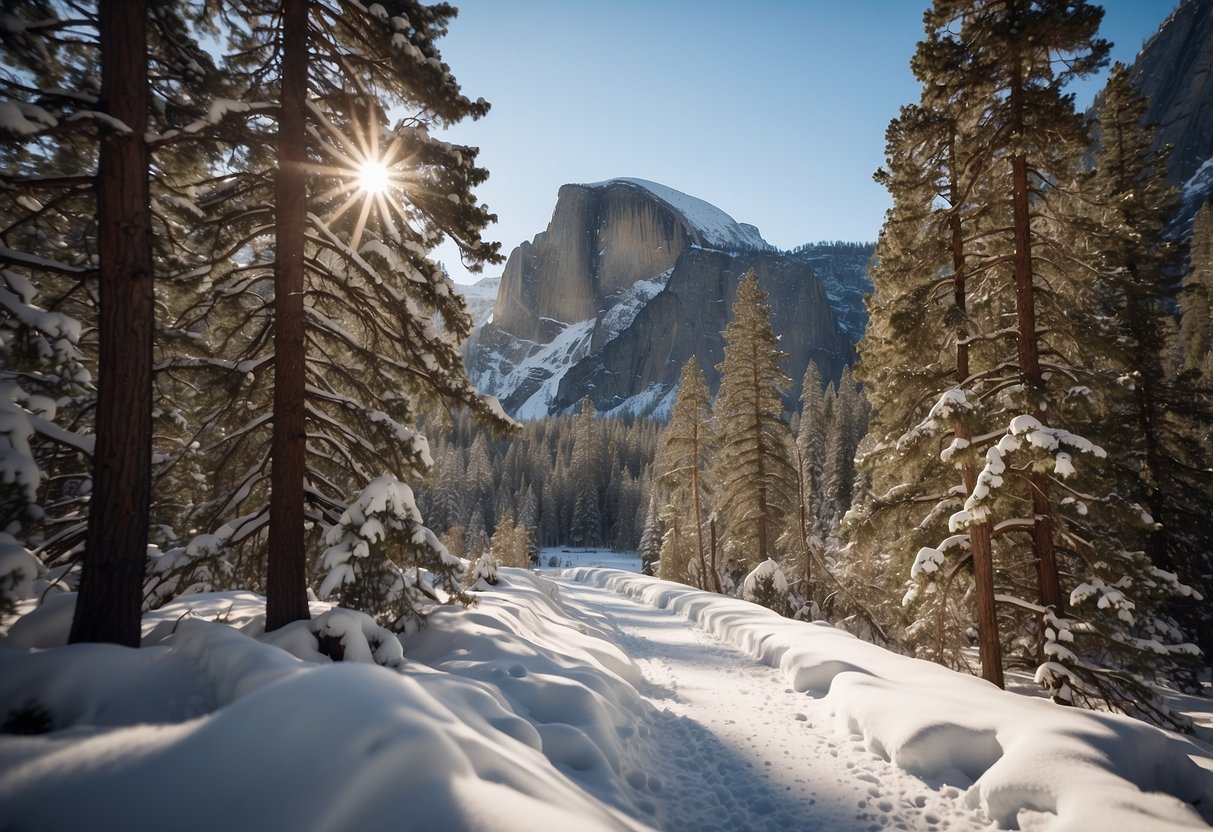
[2,567,1211,831]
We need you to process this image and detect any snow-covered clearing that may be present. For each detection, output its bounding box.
[555,577,995,831]
[538,546,642,572]
[1,566,1210,831]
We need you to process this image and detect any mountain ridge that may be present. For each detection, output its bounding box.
[464,179,868,419]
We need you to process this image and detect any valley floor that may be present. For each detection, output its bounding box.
[555,578,995,831]
[1,563,1211,831]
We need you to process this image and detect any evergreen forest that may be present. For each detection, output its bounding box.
[2,0,1212,743]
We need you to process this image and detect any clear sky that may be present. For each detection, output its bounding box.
[432,1,1179,284]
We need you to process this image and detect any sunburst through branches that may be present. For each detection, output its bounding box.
[309,102,417,251]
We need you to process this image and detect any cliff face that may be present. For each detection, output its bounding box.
[1132,0,1213,187]
[1129,0,1213,227]
[467,179,861,420]
[490,182,696,342]
[552,249,854,416]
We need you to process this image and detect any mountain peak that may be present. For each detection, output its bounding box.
[468,180,861,419]
[579,177,773,253]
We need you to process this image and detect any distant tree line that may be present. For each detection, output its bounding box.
[416,407,659,559]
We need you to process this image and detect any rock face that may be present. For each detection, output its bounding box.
[468,179,862,419]
[552,248,854,416]
[1130,0,1213,227]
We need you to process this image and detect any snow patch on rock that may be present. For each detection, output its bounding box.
[584,178,772,253]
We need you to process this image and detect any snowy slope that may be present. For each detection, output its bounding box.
[584,178,772,252]
[2,569,1210,831]
[454,275,500,328]
[1178,155,1213,235]
[473,270,672,418]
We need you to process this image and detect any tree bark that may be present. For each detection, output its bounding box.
[70,0,153,647]
[266,0,312,631]
[709,515,722,593]
[948,136,1003,688]
[751,340,769,564]
[1010,61,1063,613]
[690,421,709,590]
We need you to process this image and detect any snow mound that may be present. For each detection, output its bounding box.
[563,567,1213,831]
[584,178,772,252]
[0,573,651,832]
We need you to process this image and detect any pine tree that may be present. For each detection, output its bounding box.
[638,492,661,576]
[1,1,221,643]
[570,397,601,548]
[177,0,510,628]
[1054,64,1207,705]
[713,270,795,578]
[845,93,991,676]
[465,434,494,531]
[1178,203,1213,372]
[820,367,866,532]
[657,358,717,590]
[864,1,1200,725]
[66,0,158,646]
[796,361,827,528]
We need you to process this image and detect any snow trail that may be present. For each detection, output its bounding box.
[555,577,996,832]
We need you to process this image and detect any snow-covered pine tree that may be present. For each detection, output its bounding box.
[880,1,1198,726]
[318,475,468,630]
[1178,203,1213,374]
[742,558,792,617]
[656,357,717,591]
[937,0,1110,627]
[844,92,996,677]
[1049,64,1207,706]
[638,492,661,576]
[712,270,795,581]
[174,0,510,629]
[570,397,601,548]
[2,6,108,576]
[1,1,222,643]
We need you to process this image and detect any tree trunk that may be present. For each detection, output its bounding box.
[751,341,769,564]
[795,444,812,598]
[266,0,312,631]
[70,0,153,648]
[948,140,1004,688]
[1010,62,1063,613]
[709,516,722,593]
[691,422,709,590]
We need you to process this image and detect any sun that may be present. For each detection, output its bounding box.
[308,104,418,250]
[358,159,391,194]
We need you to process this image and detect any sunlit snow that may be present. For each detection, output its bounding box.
[2,567,1210,831]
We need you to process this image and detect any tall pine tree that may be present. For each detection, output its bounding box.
[713,270,795,581]
[657,357,717,590]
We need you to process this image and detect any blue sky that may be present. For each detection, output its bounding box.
[432,1,1178,284]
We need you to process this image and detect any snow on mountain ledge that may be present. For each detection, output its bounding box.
[475,270,673,419]
[583,178,773,253]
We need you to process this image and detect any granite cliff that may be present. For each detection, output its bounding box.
[1130,0,1213,228]
[467,179,862,419]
